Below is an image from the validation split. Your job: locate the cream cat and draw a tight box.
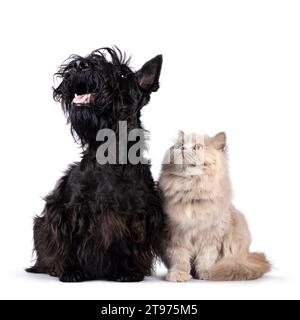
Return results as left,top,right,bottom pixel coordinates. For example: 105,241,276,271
159,131,271,281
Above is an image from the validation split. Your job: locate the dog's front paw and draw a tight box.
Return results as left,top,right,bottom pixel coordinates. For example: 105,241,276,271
166,271,192,282
49,270,58,277
59,270,85,283
108,273,144,282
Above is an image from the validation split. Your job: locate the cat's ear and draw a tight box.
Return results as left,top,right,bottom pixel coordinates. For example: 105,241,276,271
178,130,185,141
136,55,163,93
212,132,227,151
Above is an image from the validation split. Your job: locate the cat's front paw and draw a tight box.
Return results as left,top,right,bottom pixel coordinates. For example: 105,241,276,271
166,271,192,282
195,270,210,280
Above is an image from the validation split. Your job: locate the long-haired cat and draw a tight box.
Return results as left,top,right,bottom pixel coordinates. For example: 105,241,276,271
159,131,271,281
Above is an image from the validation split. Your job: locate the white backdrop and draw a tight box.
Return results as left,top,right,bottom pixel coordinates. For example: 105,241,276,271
0,0,299,300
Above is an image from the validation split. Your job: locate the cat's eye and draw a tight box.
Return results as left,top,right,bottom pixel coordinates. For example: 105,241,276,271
193,144,204,151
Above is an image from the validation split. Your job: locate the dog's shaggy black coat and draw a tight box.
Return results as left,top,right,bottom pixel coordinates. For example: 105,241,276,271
27,48,164,282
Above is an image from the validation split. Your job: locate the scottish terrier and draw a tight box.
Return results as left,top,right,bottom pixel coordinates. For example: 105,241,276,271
27,48,164,282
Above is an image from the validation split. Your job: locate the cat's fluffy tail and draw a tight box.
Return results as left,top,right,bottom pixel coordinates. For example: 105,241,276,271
208,252,271,281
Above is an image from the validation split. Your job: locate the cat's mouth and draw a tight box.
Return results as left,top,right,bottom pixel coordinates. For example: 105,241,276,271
187,162,204,167
186,163,209,172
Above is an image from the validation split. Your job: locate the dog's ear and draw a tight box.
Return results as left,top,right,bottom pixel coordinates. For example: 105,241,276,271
136,55,163,93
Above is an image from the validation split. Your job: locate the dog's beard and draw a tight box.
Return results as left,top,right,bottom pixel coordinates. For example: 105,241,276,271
69,107,101,145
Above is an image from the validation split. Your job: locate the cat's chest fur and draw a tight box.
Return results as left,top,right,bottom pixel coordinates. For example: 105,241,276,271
161,174,231,235
166,198,227,233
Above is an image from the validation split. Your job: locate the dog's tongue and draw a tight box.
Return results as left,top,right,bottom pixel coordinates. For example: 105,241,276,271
73,94,91,104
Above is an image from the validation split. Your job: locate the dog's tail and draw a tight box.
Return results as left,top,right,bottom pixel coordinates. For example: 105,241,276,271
208,252,271,281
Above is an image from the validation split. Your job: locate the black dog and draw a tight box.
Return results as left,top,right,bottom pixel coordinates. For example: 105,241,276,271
27,48,163,282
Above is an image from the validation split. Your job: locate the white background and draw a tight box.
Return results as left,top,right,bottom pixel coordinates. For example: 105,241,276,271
0,0,299,300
